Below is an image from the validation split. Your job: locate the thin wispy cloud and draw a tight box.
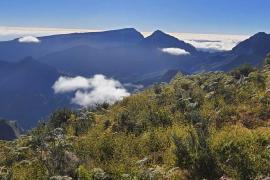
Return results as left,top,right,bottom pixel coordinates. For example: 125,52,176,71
53,74,130,107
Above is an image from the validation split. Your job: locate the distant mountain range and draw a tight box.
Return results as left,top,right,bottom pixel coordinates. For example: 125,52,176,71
0,28,269,129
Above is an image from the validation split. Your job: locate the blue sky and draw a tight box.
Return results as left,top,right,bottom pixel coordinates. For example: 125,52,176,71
0,0,269,35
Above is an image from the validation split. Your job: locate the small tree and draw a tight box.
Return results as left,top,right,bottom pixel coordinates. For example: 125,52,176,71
48,108,73,129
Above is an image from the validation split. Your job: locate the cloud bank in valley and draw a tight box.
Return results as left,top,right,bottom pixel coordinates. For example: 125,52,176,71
18,36,40,43
53,74,130,107
161,48,190,55
169,32,249,52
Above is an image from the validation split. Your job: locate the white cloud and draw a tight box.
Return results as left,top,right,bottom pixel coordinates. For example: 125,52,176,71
161,48,190,56
18,36,40,43
53,76,90,93
184,39,240,52
53,74,130,107
169,32,249,52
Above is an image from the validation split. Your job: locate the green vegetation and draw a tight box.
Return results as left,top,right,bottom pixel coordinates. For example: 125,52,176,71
1,58,270,179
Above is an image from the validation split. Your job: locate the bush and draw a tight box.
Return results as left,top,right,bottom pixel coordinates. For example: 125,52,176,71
172,125,218,179
77,165,92,180
48,108,73,129
231,64,255,79
210,125,270,179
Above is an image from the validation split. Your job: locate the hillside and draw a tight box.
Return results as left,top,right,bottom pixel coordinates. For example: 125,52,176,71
1,55,270,179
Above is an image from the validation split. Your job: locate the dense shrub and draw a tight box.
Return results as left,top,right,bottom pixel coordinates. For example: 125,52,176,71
210,125,270,179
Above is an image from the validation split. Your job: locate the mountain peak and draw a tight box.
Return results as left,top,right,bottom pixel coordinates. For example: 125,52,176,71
116,28,139,33
102,28,142,35
253,32,268,37
143,30,197,53
232,32,270,54
249,32,269,41
152,29,166,35
148,30,173,39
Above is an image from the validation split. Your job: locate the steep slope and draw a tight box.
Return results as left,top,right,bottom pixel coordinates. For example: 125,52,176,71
0,57,71,129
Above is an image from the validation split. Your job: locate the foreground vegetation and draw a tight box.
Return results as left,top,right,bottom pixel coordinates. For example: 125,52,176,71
1,57,270,180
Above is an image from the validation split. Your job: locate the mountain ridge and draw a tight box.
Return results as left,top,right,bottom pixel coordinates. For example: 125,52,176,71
0,29,270,129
